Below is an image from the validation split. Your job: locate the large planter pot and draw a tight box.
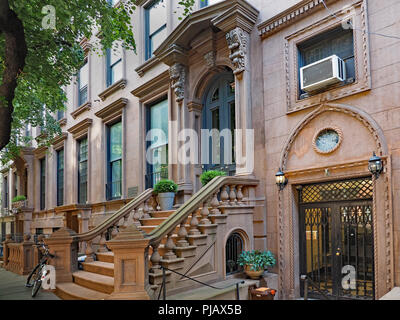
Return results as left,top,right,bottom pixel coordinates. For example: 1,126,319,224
158,192,175,211
244,265,264,280
11,200,26,210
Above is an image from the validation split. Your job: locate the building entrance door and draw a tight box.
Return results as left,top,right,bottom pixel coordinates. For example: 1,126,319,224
202,72,236,176
299,177,375,300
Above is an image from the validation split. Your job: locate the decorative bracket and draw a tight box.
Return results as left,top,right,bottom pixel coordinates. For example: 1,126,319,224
226,27,247,80
169,63,186,103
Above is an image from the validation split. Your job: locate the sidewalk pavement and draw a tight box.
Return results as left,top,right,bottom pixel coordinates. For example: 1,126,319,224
0,267,60,300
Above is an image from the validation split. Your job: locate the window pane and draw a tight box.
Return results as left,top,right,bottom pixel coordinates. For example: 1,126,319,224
57,150,64,206
79,86,88,106
110,42,123,65
149,0,166,35
149,99,168,147
111,60,123,84
111,160,122,198
150,26,167,56
110,122,122,162
79,62,88,89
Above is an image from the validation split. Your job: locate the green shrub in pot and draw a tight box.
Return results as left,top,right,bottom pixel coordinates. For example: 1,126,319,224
153,179,178,211
237,250,276,279
200,170,226,186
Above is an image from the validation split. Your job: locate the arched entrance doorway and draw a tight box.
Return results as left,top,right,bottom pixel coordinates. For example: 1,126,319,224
202,71,236,175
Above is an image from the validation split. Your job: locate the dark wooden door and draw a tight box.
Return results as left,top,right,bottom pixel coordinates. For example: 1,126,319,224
299,178,375,300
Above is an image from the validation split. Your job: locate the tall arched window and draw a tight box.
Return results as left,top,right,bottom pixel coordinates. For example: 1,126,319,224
226,232,244,275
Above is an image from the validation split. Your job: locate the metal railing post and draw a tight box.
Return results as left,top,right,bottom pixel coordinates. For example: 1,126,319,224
162,267,167,300
301,275,308,300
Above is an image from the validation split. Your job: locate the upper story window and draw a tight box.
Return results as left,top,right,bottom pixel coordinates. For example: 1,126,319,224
108,0,119,6
298,26,354,98
106,42,123,87
40,158,46,210
145,0,167,60
78,59,89,106
56,149,64,207
146,98,168,188
199,0,223,8
3,177,8,208
106,121,122,200
78,138,88,204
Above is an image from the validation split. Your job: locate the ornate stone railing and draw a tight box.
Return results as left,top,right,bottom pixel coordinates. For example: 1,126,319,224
76,188,156,262
146,175,258,264
45,188,156,283
2,234,35,275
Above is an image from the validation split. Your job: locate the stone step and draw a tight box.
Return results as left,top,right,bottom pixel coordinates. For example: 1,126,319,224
140,224,190,234
96,251,114,263
151,210,175,218
73,271,114,295
139,217,168,226
55,282,110,300
82,261,114,277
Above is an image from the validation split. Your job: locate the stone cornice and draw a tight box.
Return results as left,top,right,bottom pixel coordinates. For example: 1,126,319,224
153,0,258,65
95,97,128,123
33,145,48,159
98,79,127,101
80,37,92,55
211,0,259,33
135,56,160,77
131,70,170,102
67,118,93,140
58,117,67,127
257,0,339,38
70,102,91,120
51,132,68,150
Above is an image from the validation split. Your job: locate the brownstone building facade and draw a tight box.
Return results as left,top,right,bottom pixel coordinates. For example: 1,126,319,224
1,0,400,299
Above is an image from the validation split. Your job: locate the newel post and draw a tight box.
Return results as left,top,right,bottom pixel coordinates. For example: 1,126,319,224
106,225,151,300
2,234,13,268
44,228,78,284
21,234,34,275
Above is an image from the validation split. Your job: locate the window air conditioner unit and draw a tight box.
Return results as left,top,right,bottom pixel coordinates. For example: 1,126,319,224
300,55,346,93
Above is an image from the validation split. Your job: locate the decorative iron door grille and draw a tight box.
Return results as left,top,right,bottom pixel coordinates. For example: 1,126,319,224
299,177,374,300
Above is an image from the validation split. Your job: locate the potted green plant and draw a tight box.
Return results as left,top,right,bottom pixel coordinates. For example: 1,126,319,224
153,179,178,211
200,170,227,186
237,250,276,280
11,195,27,209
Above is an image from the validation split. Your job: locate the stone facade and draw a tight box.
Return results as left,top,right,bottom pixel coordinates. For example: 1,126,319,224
1,0,400,299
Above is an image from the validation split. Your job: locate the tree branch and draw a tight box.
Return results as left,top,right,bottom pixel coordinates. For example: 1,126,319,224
0,0,27,150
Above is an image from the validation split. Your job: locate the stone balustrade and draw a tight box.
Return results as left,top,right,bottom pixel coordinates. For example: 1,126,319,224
2,234,35,275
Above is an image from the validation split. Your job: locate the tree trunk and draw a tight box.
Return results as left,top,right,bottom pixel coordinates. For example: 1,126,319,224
0,0,27,151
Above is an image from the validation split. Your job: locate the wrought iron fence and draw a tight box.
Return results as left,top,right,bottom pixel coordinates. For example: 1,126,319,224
145,168,168,189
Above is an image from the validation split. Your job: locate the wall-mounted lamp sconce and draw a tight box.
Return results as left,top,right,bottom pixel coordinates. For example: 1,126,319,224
276,168,288,191
368,152,383,179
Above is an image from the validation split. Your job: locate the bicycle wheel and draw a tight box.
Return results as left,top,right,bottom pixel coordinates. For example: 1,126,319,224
31,265,43,297
26,263,41,288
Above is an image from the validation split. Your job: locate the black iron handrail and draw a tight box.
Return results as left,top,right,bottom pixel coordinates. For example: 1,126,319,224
301,274,331,300
158,266,245,300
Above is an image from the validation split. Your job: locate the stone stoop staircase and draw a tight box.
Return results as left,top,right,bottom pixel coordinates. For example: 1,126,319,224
55,209,198,300
50,176,259,300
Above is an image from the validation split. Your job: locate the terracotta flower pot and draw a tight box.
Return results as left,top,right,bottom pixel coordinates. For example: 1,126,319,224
244,265,264,279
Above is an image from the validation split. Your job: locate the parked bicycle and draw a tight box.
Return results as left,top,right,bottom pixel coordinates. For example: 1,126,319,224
25,241,55,297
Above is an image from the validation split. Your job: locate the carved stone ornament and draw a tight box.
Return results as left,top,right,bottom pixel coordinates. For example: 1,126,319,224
169,63,186,103
204,51,216,68
226,27,247,79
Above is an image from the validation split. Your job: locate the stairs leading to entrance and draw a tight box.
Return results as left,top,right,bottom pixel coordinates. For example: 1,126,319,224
55,210,179,300
56,251,114,300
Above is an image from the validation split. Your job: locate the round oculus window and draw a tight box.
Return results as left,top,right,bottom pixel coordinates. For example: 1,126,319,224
314,128,342,154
